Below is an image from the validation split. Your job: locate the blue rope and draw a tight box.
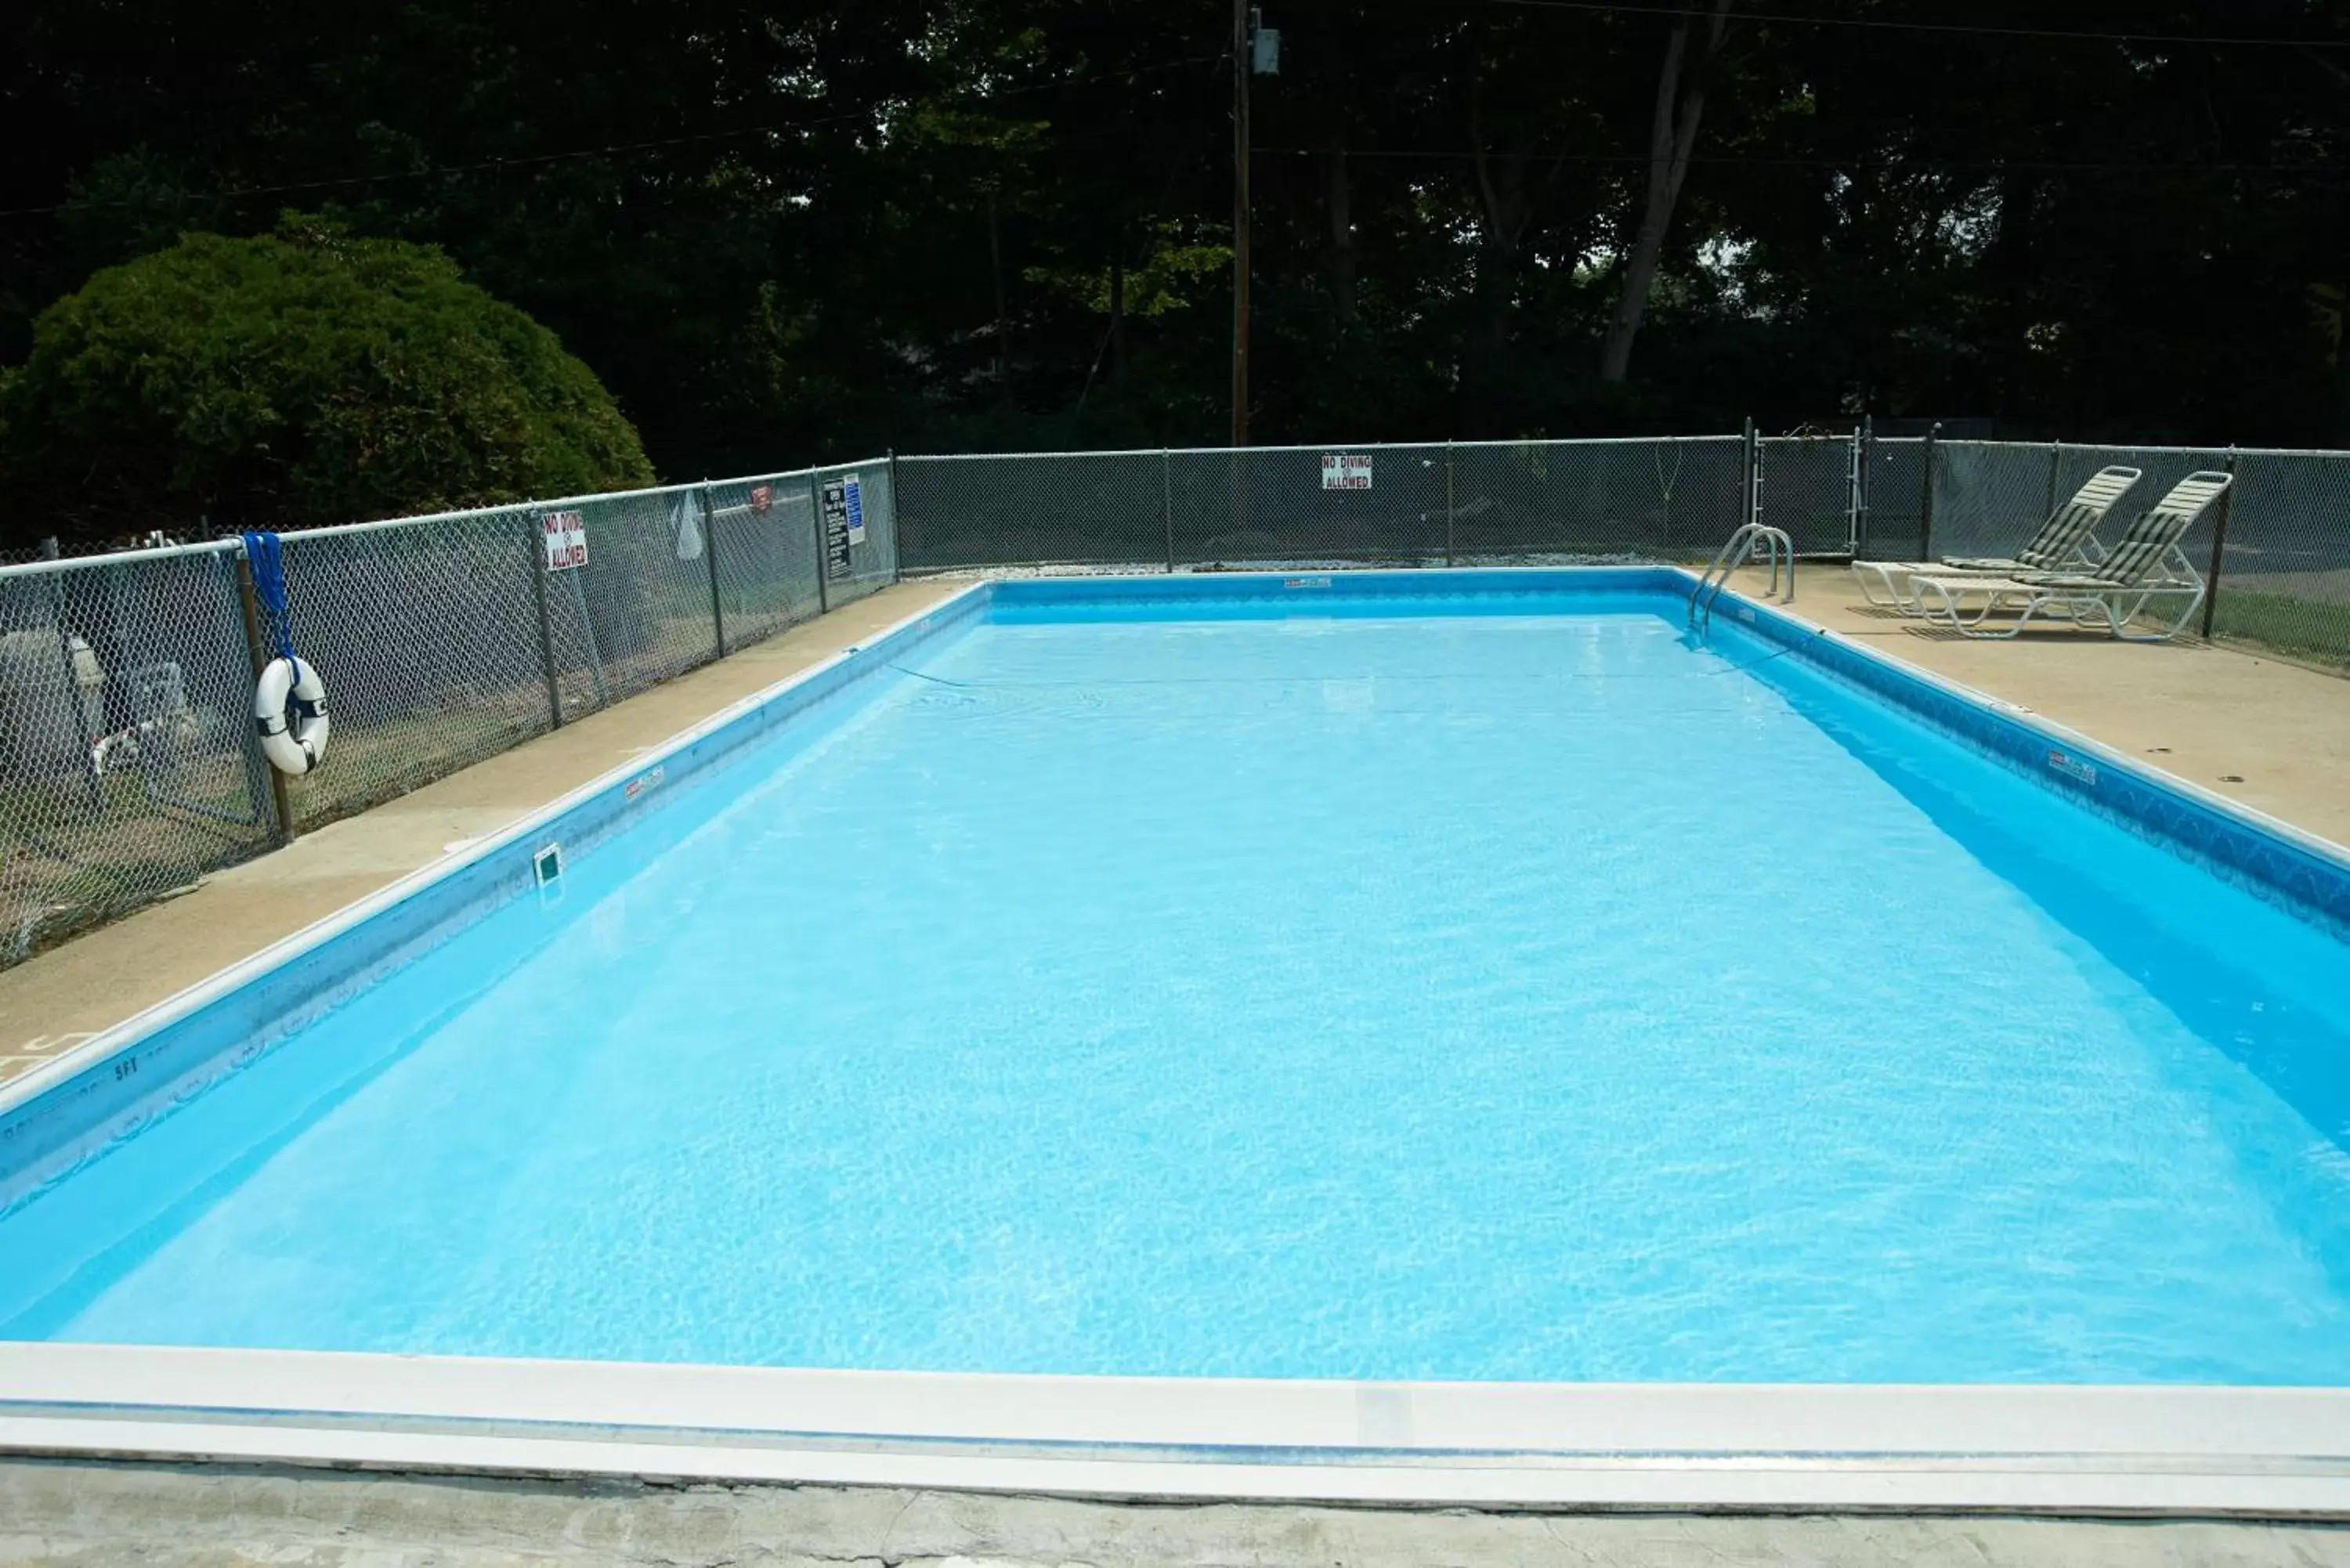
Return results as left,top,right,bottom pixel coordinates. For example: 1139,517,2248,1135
241,531,297,663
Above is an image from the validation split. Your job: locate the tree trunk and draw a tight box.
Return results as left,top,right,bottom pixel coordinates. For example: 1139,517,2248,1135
1109,225,1127,382
1467,68,1531,358
2337,271,2350,446
987,190,1010,405
1599,0,1733,385
1328,130,1357,327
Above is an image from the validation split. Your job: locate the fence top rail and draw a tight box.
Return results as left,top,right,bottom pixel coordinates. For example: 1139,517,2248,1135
0,456,899,575
278,458,883,544
0,536,240,582
897,434,1745,464
280,480,707,543
1936,439,2349,460
2220,443,2350,459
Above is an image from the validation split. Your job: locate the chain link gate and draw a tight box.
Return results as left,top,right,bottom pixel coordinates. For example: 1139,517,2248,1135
1755,432,1862,557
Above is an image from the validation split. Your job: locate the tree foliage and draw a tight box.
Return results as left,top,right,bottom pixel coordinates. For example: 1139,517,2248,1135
0,217,653,540
2,0,2346,512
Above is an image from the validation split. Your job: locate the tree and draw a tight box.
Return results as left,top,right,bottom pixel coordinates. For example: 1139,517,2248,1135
1599,0,1735,385
0,215,653,546
5,0,2348,457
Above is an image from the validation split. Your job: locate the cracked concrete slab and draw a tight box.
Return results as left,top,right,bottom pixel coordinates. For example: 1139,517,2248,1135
4,1461,2349,1568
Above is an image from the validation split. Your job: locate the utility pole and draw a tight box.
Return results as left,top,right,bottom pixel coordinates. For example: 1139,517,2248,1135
1231,0,1252,449
1228,7,1279,448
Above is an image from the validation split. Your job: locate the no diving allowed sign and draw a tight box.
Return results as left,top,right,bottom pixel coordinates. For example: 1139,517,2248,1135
822,475,866,579
1321,453,1372,490
540,509,588,571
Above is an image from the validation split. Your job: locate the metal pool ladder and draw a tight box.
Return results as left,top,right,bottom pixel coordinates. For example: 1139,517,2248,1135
1690,522,1795,634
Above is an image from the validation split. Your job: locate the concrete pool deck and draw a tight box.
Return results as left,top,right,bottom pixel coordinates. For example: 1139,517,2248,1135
5,562,2345,1086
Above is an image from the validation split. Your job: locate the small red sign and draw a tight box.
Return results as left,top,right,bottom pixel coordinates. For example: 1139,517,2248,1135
749,485,774,515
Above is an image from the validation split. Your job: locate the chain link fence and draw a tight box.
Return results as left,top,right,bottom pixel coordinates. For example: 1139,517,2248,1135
815,458,901,605
1883,438,2348,667
0,543,270,963
0,459,898,966
5,428,2346,969
896,449,1183,569
897,437,1748,571
2213,449,2350,670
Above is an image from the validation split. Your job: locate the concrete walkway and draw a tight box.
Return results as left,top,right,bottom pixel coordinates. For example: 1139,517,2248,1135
5,1460,2348,1567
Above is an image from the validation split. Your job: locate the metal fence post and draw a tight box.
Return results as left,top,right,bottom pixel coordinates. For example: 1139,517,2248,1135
1444,441,1456,567
2046,439,2061,519
523,510,564,728
698,482,725,658
1854,415,1873,557
1918,421,1941,562
38,540,104,817
1162,447,1177,573
1740,417,1756,537
232,548,297,845
808,471,830,614
2200,446,2238,640
885,450,902,584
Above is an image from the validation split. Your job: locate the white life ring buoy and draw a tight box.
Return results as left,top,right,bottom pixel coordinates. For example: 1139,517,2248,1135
255,656,330,775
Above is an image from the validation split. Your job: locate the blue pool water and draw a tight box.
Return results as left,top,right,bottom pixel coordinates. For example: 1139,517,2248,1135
5,585,2350,1383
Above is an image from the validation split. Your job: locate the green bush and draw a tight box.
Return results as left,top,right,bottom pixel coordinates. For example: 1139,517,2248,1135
0,215,654,545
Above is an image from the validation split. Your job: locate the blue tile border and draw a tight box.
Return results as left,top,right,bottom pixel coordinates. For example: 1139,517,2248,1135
990,565,1678,616
1709,575,2350,938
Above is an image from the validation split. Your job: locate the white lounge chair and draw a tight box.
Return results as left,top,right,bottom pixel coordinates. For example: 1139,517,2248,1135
1851,464,2142,612
1905,471,2232,641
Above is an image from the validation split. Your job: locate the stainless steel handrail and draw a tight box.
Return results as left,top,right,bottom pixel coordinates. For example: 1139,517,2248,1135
1690,522,1795,633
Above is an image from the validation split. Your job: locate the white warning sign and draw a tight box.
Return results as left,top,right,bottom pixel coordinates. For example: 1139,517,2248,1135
1321,453,1372,490
540,509,588,571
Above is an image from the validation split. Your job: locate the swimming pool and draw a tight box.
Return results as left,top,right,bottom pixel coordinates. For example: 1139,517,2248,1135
5,569,2350,1507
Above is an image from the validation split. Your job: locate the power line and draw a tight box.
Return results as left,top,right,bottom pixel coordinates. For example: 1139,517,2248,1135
0,55,1226,222
1258,146,2341,175
1486,0,2350,49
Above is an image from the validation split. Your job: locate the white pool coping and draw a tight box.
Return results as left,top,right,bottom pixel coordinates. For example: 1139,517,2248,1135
6,1344,2350,1512
6,568,2350,1516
